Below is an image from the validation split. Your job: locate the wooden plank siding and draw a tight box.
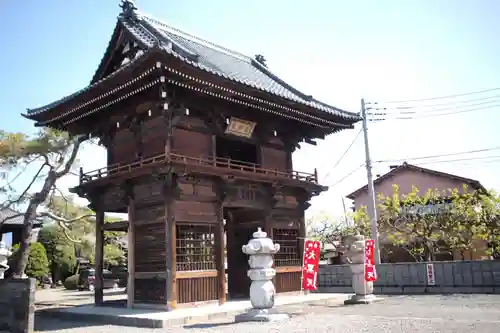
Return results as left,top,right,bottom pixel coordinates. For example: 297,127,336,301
172,128,211,157
260,146,288,171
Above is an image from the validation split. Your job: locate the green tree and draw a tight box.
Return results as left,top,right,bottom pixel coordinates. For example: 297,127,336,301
377,184,487,262
0,128,90,277
453,189,500,257
26,242,50,279
38,225,77,282
104,244,125,268
9,242,49,280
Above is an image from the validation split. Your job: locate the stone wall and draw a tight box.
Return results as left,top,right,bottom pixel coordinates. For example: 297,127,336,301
0,278,35,333
318,260,500,294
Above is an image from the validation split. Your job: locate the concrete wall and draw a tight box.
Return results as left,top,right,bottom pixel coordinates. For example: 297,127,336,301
318,260,500,294
0,278,35,333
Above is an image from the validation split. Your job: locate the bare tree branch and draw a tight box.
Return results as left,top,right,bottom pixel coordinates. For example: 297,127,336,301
39,211,94,224
0,162,48,211
54,136,86,178
52,186,70,203
2,157,36,188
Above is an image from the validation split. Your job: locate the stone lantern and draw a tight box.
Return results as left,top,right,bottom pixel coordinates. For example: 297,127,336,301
0,241,11,279
234,228,290,322
343,234,377,304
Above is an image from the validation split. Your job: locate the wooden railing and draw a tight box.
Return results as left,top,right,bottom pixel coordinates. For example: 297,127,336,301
79,152,318,185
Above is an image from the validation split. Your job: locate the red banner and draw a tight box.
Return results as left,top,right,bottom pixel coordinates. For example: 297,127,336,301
302,239,321,290
364,239,377,282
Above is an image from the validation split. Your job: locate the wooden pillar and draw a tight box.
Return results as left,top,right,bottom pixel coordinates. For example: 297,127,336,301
211,134,217,164
162,92,173,158
214,198,226,304
131,117,143,160
161,77,177,309
263,184,277,237
297,197,310,293
164,173,177,309
297,199,309,260
127,197,135,308
11,229,22,245
225,211,235,299
94,203,105,305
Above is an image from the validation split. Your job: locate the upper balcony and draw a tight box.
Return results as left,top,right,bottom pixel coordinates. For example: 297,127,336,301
78,152,319,188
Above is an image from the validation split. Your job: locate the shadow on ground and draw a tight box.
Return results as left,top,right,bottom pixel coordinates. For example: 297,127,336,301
182,312,304,329
34,314,98,331
183,322,236,329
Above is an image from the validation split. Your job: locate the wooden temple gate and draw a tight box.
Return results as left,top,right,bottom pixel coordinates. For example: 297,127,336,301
23,1,360,309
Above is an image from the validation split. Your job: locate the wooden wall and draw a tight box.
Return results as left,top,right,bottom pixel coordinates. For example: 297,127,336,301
172,128,211,157
105,103,295,172
141,116,165,157
261,147,288,171
132,179,168,305
109,128,135,165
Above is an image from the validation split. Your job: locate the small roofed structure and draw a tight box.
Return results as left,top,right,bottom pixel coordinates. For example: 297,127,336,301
0,207,44,244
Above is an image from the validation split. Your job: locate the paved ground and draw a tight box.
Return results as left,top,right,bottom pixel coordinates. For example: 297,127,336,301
35,294,500,332
36,288,126,307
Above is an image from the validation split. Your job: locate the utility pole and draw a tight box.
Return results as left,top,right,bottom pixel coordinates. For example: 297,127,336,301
341,197,349,226
360,98,381,264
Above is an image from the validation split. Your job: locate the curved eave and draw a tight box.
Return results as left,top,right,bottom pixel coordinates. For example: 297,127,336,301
24,12,360,127
24,47,163,125
90,22,125,84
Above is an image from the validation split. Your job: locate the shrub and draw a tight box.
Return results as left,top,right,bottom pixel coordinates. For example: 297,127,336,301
25,242,50,279
9,242,49,279
63,274,80,290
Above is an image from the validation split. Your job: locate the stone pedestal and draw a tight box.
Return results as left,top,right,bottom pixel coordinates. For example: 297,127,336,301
0,242,11,279
0,278,36,333
234,228,290,323
342,235,379,305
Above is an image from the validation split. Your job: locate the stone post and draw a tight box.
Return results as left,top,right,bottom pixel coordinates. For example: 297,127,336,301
343,235,377,304
0,241,11,279
234,228,290,322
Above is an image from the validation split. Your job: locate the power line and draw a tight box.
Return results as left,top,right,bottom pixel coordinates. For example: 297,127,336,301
369,86,500,104
368,98,500,115
414,156,500,166
368,93,500,110
375,146,500,164
324,156,500,190
325,163,365,188
368,103,500,121
321,128,362,182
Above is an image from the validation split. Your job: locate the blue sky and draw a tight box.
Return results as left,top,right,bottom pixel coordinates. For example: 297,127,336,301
2,0,500,240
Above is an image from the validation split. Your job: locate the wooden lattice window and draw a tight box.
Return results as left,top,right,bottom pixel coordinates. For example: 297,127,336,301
273,228,301,267
176,224,216,271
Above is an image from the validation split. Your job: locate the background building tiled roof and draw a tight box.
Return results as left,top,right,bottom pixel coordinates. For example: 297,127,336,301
0,207,44,227
346,162,487,200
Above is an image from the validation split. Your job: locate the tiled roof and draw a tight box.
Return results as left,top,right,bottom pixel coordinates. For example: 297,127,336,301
26,3,360,123
0,207,43,227
135,15,359,121
345,162,487,200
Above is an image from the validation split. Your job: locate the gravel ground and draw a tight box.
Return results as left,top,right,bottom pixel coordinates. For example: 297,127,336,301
35,294,500,333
